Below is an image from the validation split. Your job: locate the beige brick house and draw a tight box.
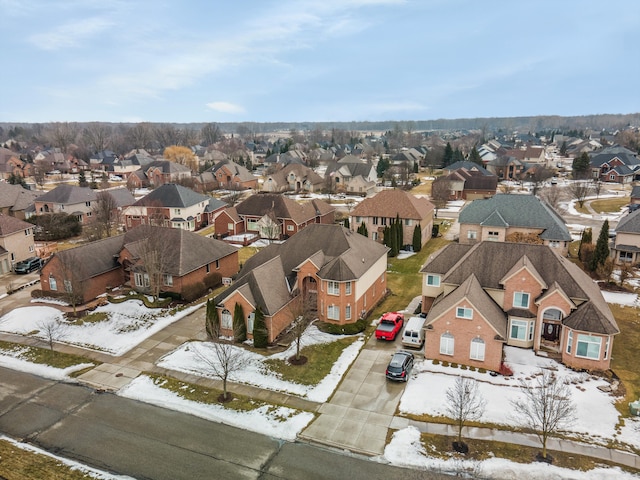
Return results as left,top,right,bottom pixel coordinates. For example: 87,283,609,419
420,242,618,372
0,214,37,274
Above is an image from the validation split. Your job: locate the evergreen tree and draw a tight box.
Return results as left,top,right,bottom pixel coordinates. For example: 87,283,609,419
578,228,592,259
590,220,610,271
205,298,220,340
412,223,422,252
252,306,268,348
395,214,403,250
413,162,419,173
376,157,390,177
560,141,568,157
443,142,454,167
469,146,482,165
78,170,89,188
572,152,591,179
452,148,464,163
233,303,247,343
357,221,368,237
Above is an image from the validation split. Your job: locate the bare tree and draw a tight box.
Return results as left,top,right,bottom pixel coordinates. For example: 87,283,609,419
37,318,68,351
537,186,565,212
526,166,555,195
32,161,50,188
430,177,451,217
568,181,593,208
130,227,174,303
55,248,86,316
91,191,119,238
445,376,486,452
287,292,316,364
127,123,153,150
192,337,253,402
200,123,222,146
510,369,576,462
82,123,112,153
45,122,78,153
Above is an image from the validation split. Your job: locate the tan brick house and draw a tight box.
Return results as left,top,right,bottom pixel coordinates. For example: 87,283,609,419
420,242,619,372
214,224,388,343
0,214,37,274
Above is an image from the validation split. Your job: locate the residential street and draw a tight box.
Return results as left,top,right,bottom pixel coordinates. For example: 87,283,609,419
0,366,453,480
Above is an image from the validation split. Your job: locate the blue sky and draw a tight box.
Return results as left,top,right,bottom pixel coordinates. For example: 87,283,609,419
1,0,638,123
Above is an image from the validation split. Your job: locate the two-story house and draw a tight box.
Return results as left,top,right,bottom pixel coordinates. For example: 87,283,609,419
0,214,37,274
261,163,325,193
34,185,98,224
458,194,572,256
214,224,389,343
204,159,258,190
420,242,619,372
589,152,640,184
612,208,640,264
0,183,42,220
324,155,377,196
214,193,334,241
350,189,434,247
123,183,226,231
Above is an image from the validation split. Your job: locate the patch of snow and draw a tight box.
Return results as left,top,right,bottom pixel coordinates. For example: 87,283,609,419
601,291,639,306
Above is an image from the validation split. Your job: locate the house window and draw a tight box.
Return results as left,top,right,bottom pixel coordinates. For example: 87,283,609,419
29,245,34,253
174,208,181,215
206,264,210,273
228,223,234,231
49,275,57,291
405,219,412,226
327,305,340,320
576,334,601,360
327,281,340,295
287,224,294,231
549,241,560,248
529,322,534,341
510,319,528,340
467,230,477,240
513,292,530,308
221,309,232,329
345,282,352,295
567,330,573,353
610,174,615,180
247,312,255,334
487,231,499,240
620,251,634,262
372,232,378,241
356,216,362,223
372,217,378,225
426,274,440,287
470,337,485,361
456,307,472,319
24,229,30,236
215,259,219,269
345,304,351,320
247,219,258,230
381,217,387,226
440,333,454,356
604,336,610,359
85,201,91,207
134,272,150,288
163,274,173,287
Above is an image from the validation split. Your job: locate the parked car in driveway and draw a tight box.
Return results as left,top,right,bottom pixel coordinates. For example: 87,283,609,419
385,350,414,382
375,312,404,341
14,257,43,274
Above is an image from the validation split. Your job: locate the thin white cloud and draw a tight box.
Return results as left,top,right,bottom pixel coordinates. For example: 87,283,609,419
206,102,246,114
28,16,115,50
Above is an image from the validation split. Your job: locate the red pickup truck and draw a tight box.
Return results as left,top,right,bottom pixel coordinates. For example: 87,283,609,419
375,312,405,341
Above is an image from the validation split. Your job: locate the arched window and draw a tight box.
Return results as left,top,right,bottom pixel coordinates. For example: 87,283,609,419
542,308,562,321
440,332,454,356
470,337,485,361
221,309,232,329
247,312,255,334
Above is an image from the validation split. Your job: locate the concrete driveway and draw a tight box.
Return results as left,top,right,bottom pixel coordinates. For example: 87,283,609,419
0,271,41,314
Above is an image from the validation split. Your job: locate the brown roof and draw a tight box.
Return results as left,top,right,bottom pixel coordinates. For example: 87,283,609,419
235,193,334,225
351,189,434,220
0,214,34,236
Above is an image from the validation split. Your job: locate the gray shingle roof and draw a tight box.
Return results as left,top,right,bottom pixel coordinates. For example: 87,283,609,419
616,208,640,234
0,214,34,236
134,184,210,208
37,185,97,204
459,194,571,241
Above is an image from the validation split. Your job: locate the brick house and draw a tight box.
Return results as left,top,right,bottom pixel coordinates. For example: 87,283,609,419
442,164,498,200
199,159,258,191
420,242,619,372
0,214,37,274
40,226,238,304
589,152,640,184
126,160,192,189
123,183,226,231
324,155,377,196
214,224,389,343
458,194,572,256
214,193,334,240
0,182,42,220
261,163,325,193
350,189,434,248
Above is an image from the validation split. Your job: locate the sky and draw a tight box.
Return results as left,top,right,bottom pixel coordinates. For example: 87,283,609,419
1,1,639,125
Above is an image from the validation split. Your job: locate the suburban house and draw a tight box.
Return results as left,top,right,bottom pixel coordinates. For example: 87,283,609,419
196,159,258,191
0,147,28,180
350,189,434,247
214,224,389,343
589,152,640,184
40,226,238,305
123,183,226,231
443,165,498,200
324,155,377,196
0,183,42,220
612,208,640,264
214,193,335,241
420,242,619,372
126,160,192,189
486,155,526,180
0,214,37,274
631,185,640,206
261,163,325,193
34,185,135,225
502,146,547,166
458,194,572,256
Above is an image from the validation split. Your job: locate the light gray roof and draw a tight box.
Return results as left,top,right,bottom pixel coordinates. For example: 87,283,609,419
459,194,571,241
37,185,97,204
616,207,640,234
0,214,34,236
104,187,136,208
51,235,125,280
0,183,42,212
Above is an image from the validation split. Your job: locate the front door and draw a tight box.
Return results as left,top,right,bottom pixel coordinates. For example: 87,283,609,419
542,322,561,342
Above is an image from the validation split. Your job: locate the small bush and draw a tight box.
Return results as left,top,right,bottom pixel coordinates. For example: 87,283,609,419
442,361,450,367
478,368,487,374
460,365,468,370
181,282,207,303
450,362,459,368
317,317,368,335
204,272,222,290
468,366,476,372
432,359,440,365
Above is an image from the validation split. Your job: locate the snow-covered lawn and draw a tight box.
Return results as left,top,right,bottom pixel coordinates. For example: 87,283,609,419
383,427,638,480
119,375,314,441
399,346,640,450
0,300,202,356
157,325,364,402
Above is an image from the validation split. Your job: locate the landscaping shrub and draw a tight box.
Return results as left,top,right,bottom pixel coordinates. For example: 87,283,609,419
317,317,367,335
432,359,440,365
233,303,247,342
181,282,207,303
252,307,268,348
478,368,487,374
203,272,222,290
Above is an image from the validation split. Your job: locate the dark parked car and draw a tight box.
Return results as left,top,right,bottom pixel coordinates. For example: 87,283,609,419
14,256,43,274
385,351,414,382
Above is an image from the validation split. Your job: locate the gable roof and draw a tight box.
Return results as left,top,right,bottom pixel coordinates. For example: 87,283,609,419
0,183,42,211
422,242,618,336
234,193,334,224
133,184,210,208
104,187,136,208
37,185,97,204
0,214,33,236
459,194,571,241
52,235,125,280
616,207,640,234
445,161,492,174
351,189,434,220
145,160,191,174
209,159,257,182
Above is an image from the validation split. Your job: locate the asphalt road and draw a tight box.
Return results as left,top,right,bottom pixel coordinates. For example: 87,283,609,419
0,367,452,480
